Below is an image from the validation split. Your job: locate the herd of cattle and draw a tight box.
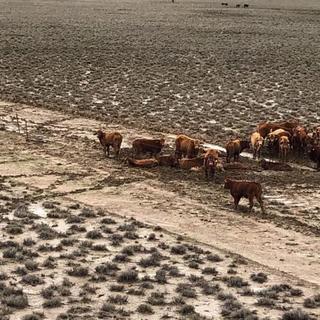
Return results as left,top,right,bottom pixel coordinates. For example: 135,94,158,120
94,120,320,213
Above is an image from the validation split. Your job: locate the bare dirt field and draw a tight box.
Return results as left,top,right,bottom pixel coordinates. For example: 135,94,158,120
0,0,320,319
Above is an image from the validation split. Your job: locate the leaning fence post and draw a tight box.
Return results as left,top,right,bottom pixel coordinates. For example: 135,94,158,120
16,113,20,133
25,119,29,142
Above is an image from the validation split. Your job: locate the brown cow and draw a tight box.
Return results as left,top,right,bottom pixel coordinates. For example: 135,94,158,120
292,126,308,153
224,178,265,213
178,156,204,170
127,158,158,168
250,132,264,160
257,120,299,138
175,135,200,159
309,145,320,170
267,129,291,153
204,149,219,179
94,129,123,158
225,139,250,163
132,138,165,157
260,159,292,171
157,154,177,167
279,136,290,162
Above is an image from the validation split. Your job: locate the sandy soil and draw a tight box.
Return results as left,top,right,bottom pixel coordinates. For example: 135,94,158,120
0,102,319,319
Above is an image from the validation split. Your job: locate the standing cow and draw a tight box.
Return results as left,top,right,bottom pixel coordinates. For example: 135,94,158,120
175,135,200,159
94,129,123,158
224,178,265,213
225,139,250,163
204,149,219,179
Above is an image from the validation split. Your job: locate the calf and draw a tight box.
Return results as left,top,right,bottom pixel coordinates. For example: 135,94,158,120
132,138,165,157
279,135,290,162
267,129,291,153
178,156,204,170
309,145,320,170
94,129,123,158
260,159,292,171
250,132,264,160
127,157,158,168
225,139,250,163
224,178,265,213
175,135,200,159
204,149,219,179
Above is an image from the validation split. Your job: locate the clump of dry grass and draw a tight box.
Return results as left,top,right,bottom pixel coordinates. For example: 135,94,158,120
282,309,312,320
43,297,62,308
95,262,119,276
137,303,154,314
117,270,138,283
147,292,166,306
250,272,268,283
67,265,89,277
22,274,44,286
207,253,223,262
107,294,128,305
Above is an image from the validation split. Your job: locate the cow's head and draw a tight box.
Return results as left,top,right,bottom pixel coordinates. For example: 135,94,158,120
224,178,232,189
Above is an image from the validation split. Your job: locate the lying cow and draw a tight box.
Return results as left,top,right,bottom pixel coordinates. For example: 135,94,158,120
94,129,123,158
260,159,292,171
175,135,200,159
224,178,265,214
178,156,204,170
223,162,249,171
127,157,158,168
250,132,264,160
309,145,320,170
225,139,250,163
204,149,219,179
132,138,165,157
157,154,177,167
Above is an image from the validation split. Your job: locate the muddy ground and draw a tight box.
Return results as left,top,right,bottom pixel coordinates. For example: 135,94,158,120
0,102,319,320
0,0,320,319
0,0,320,144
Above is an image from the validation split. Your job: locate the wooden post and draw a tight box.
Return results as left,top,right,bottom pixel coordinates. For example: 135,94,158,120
16,113,20,133
25,119,29,142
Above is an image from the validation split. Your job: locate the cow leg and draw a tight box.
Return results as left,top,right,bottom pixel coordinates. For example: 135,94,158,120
103,145,107,157
106,145,110,157
226,152,230,163
257,195,265,214
248,195,254,212
233,196,240,210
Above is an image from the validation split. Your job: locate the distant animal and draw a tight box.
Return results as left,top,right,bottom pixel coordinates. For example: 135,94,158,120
292,126,308,153
244,4,249,8
178,156,204,170
309,145,320,170
250,132,264,160
279,136,290,161
224,178,265,213
260,159,292,171
157,154,177,167
236,4,240,8
132,138,165,157
94,129,123,158
223,162,249,170
203,149,219,179
127,158,158,168
225,139,250,163
257,120,299,138
175,135,200,159
221,2,228,6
